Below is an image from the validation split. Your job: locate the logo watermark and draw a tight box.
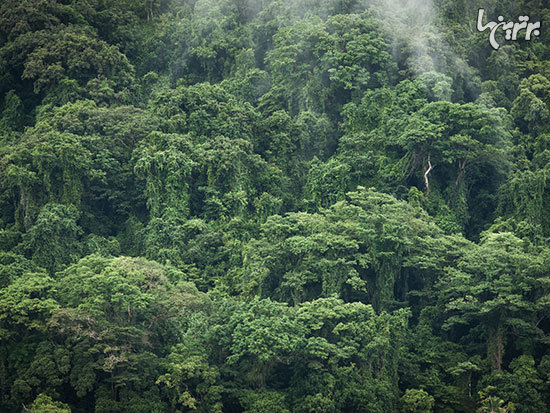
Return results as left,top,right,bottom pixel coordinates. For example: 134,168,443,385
477,9,541,50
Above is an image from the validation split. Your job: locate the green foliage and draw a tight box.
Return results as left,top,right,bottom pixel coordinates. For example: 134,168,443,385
22,203,82,274
242,188,446,310
1,0,550,411
265,12,394,115
402,388,435,412
27,393,71,412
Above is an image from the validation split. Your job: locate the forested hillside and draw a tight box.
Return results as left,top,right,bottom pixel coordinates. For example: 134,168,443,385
1,0,549,411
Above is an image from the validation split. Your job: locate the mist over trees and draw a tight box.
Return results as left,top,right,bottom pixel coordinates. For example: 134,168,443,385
1,0,550,411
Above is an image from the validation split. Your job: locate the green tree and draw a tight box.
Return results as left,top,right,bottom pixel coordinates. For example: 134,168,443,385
22,203,82,274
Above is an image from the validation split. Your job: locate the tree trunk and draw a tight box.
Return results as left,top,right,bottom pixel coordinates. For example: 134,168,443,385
424,154,434,194
456,159,467,186
488,323,504,371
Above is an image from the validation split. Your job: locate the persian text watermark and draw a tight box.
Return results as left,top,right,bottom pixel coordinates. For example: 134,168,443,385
477,9,541,50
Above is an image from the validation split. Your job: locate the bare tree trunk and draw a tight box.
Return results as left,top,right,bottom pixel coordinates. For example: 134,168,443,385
456,159,467,186
424,154,434,194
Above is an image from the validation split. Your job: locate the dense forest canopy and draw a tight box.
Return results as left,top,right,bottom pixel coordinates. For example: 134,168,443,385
1,0,549,411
